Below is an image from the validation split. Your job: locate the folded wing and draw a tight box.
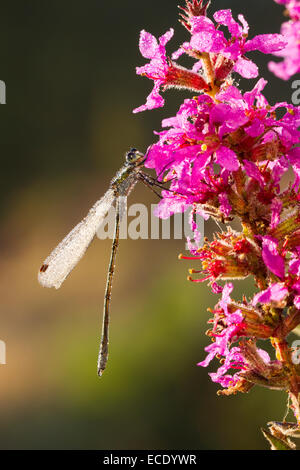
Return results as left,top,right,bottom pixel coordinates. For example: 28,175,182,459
38,188,115,289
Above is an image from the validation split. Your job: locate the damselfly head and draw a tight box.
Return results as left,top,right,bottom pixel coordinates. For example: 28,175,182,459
125,148,145,166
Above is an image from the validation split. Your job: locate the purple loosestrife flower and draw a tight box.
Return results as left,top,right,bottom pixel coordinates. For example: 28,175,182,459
144,81,299,222
134,8,286,112
198,283,246,388
135,0,300,447
133,29,210,113
198,284,286,392
269,0,300,79
174,10,286,79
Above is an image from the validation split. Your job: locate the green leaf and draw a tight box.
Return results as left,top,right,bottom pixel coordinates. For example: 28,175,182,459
261,428,294,450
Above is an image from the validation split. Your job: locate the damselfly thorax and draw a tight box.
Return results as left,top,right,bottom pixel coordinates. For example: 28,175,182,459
110,148,146,195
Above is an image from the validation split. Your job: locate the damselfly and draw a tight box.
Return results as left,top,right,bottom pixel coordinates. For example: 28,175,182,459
38,149,164,376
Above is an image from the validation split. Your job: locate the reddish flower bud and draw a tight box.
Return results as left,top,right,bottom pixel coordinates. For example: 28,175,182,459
179,0,211,31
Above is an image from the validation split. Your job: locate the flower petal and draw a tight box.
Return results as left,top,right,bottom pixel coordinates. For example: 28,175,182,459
234,57,258,78
139,30,158,59
215,146,240,171
262,236,285,280
245,34,287,54
253,283,288,306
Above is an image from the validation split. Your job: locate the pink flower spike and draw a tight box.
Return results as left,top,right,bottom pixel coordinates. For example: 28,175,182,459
132,0,300,426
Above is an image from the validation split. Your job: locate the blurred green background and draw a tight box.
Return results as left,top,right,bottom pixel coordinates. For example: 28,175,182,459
0,0,296,450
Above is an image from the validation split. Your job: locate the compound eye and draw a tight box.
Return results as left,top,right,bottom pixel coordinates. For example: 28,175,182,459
126,148,145,165
126,148,137,162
